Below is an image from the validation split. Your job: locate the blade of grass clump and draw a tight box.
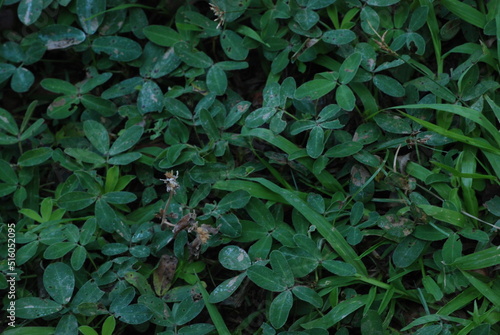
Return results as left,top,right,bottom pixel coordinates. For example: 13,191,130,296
394,104,500,147
460,271,500,307
440,0,486,28
437,287,480,316
197,281,231,335
242,127,345,192
399,112,500,155
246,177,367,276
458,147,479,218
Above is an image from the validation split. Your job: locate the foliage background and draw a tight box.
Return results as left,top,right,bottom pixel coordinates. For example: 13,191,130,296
0,0,500,334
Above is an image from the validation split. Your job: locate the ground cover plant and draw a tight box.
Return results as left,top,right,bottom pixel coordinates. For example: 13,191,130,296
0,0,499,334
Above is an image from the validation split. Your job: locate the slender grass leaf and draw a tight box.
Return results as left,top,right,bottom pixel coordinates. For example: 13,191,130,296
198,282,231,335
440,0,486,28
417,205,466,227
396,104,500,147
400,112,500,155
247,178,367,275
301,295,367,329
452,247,500,270
461,271,500,307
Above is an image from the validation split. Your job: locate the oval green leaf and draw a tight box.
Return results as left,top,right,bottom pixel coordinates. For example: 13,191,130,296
43,262,75,304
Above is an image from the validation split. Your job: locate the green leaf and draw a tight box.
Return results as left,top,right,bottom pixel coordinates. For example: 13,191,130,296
392,236,426,268
294,8,319,30
295,79,336,100
76,0,106,35
339,52,361,85
164,97,192,119
172,299,204,325
292,286,322,308
18,147,53,167
417,205,466,227
57,192,96,211
0,63,15,84
440,0,486,28
442,233,462,264
71,245,87,271
207,65,227,95
137,80,163,113
174,42,213,68
81,95,117,117
218,190,251,211
422,275,443,301
47,96,79,119
373,75,405,97
461,271,500,307
269,290,293,328
101,77,142,99
247,265,286,292
114,304,153,325
322,260,357,276
325,141,363,157
361,310,384,335
307,126,324,158
102,191,137,204
43,262,75,304
217,213,242,237
322,29,356,45
102,316,116,335
199,109,220,140
245,107,277,128
451,247,500,270
18,0,44,25
11,67,35,93
0,108,19,135
366,0,400,6
220,30,249,61
37,24,86,50
270,250,294,287
248,178,366,275
92,36,142,62
301,295,367,329
151,48,182,78
44,242,77,259
41,78,77,95
374,113,412,134
143,25,180,47
83,120,109,155
209,273,247,303
336,84,356,111
65,148,106,165
16,241,39,266
15,297,62,319
109,125,144,156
